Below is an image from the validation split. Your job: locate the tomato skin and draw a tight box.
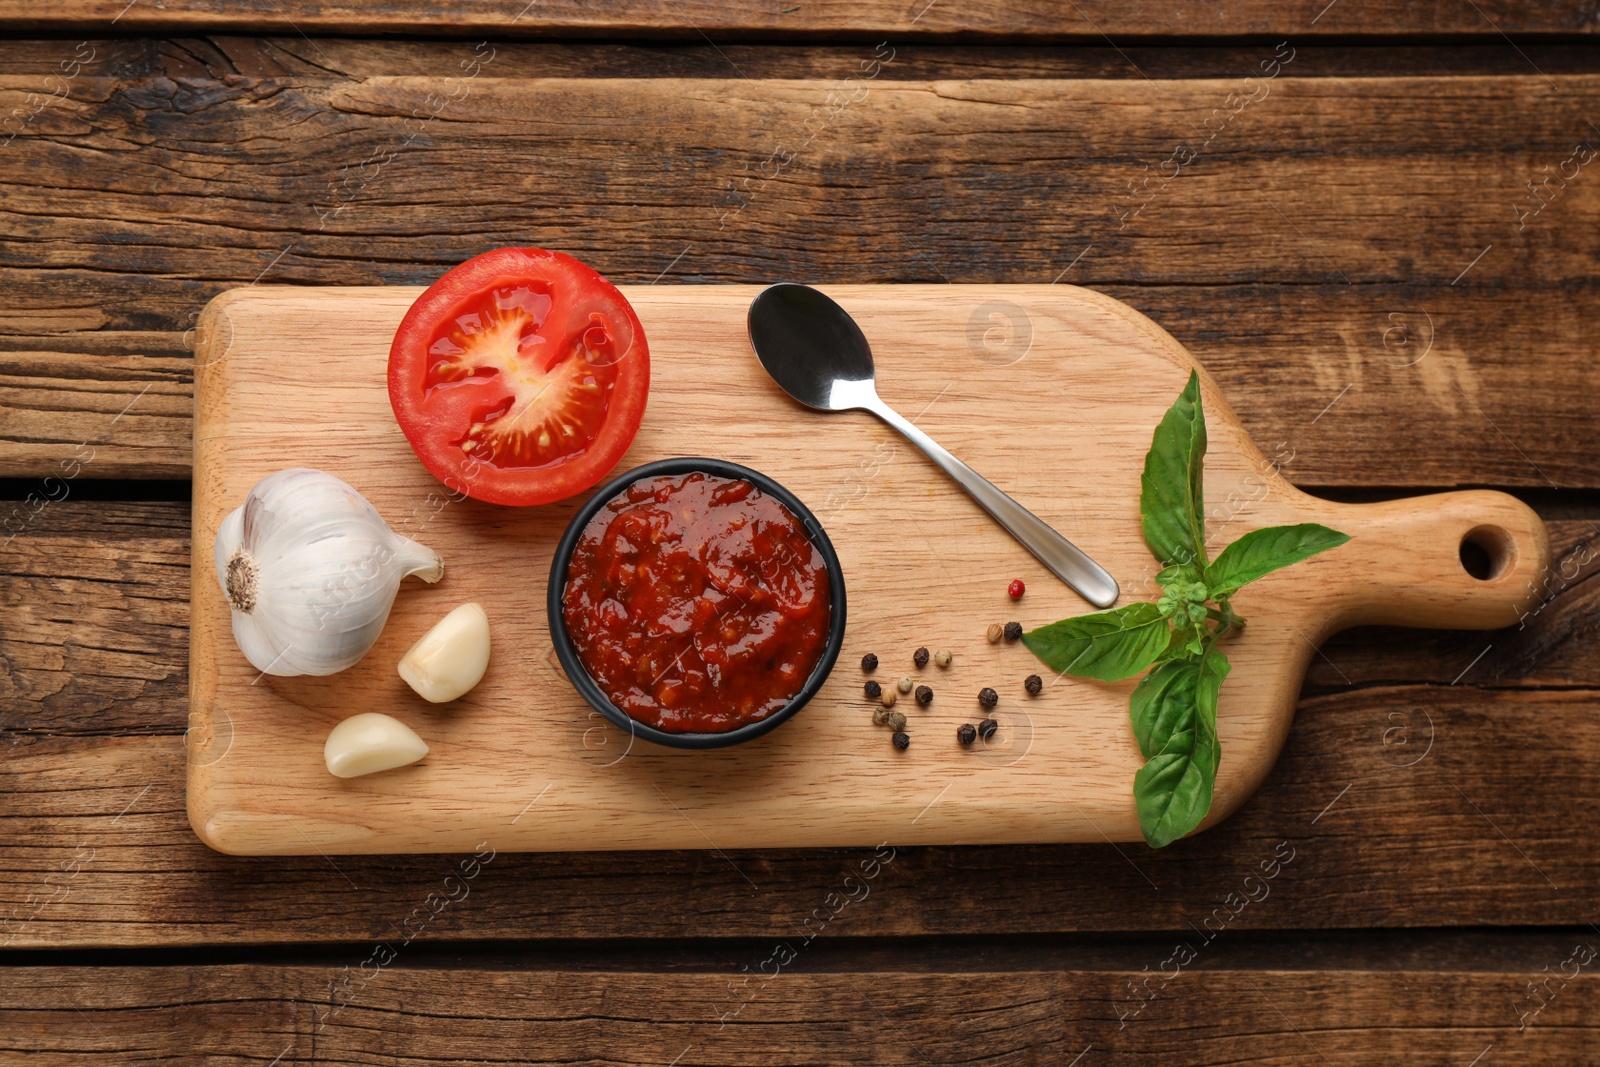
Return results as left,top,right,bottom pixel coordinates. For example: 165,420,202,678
387,247,650,506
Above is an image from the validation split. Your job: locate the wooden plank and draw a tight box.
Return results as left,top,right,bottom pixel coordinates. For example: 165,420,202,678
2,958,1595,1064
0,347,192,480
6,508,1593,739
7,697,1600,945
0,501,189,742
19,37,1600,83
2,71,1597,485
6,503,1595,738
0,0,1595,38
6,73,1595,294
11,283,1600,489
6,522,1599,948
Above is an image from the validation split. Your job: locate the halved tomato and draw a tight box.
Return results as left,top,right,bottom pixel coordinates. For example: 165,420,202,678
388,247,650,506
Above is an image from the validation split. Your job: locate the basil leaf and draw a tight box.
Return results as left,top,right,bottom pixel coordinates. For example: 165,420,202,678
1021,602,1171,682
1129,647,1230,759
1140,370,1208,569
1129,647,1229,846
1205,523,1351,598
1135,719,1220,848
1129,658,1195,759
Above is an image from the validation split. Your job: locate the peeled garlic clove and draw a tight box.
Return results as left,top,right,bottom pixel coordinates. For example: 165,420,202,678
324,712,429,778
398,602,491,703
213,468,443,677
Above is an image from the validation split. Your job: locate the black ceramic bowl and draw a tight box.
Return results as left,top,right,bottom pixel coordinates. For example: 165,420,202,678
547,457,847,749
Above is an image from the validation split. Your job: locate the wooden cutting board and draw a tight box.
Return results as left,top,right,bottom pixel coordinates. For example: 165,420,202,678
188,284,1549,855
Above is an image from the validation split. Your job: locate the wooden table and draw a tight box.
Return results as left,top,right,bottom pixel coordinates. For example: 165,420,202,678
3,5,1598,1063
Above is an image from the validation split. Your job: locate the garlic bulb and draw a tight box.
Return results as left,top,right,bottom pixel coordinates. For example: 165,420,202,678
214,468,444,677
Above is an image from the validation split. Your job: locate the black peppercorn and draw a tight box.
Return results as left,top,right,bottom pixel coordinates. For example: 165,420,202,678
864,680,882,700
1024,674,1043,696
1003,621,1023,642
978,717,998,741
915,684,933,707
861,652,878,672
913,646,930,669
957,723,977,745
978,687,998,709
892,731,911,750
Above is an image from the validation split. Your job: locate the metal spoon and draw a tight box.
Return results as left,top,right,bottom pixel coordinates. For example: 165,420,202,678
747,283,1119,609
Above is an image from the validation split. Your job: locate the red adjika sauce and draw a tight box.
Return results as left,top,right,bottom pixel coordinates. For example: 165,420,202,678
562,472,832,733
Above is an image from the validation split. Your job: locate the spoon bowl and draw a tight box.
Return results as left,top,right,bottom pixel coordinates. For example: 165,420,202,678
747,283,1120,608
747,283,877,411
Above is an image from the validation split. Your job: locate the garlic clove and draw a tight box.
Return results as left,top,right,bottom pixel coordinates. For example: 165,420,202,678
398,602,491,704
324,712,430,778
213,468,444,677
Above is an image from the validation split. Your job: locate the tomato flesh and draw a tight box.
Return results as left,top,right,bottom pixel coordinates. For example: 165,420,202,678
389,248,649,506
423,283,619,468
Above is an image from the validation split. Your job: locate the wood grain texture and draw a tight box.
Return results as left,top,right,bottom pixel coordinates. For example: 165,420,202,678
3,69,1598,485
4,493,1594,946
11,679,1600,947
0,19,1591,1057
184,283,1547,855
1,0,1595,37
3,489,1595,944
0,347,192,480
0,500,189,735
2,958,1595,1064
4,502,1594,744
17,37,1600,82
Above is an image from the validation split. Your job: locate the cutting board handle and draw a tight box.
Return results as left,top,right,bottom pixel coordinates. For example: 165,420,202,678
1304,489,1551,631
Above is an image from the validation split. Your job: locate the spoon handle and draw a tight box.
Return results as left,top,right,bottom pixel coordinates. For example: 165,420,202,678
867,398,1120,608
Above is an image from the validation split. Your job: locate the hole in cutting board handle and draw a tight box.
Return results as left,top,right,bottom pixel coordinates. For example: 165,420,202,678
1460,525,1514,581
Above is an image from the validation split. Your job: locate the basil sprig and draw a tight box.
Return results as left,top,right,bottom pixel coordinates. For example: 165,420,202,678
1022,371,1349,847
